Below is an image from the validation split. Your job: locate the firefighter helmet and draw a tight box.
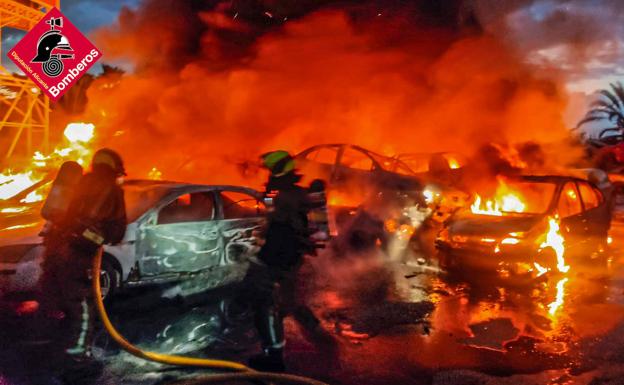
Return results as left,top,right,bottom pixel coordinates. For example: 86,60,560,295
92,148,126,176
261,150,295,177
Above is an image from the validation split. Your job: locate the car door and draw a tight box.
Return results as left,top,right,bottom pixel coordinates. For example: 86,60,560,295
577,181,610,239
557,181,585,247
216,189,266,266
136,190,221,277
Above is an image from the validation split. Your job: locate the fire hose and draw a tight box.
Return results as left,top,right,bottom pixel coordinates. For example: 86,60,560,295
91,248,329,385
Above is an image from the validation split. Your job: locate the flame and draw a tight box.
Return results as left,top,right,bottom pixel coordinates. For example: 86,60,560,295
64,123,95,143
447,157,461,169
0,123,97,205
540,217,569,274
533,262,549,277
148,167,163,180
470,181,526,216
0,171,39,200
548,277,568,315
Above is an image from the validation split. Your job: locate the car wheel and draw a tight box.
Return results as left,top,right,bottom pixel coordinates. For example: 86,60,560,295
100,258,120,302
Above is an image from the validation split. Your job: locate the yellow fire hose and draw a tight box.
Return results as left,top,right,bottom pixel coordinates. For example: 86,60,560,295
92,248,329,385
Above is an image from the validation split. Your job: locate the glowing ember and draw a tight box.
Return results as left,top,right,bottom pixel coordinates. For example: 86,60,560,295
540,217,569,274
548,277,568,315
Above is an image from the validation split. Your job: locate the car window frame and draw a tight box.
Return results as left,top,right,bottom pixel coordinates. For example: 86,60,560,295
302,145,340,166
154,189,217,225
337,145,378,172
218,190,266,220
577,181,602,211
557,181,583,218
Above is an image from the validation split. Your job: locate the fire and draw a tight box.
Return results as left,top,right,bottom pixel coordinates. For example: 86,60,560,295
548,277,568,316
0,171,38,200
539,217,569,274
148,167,163,180
470,181,526,216
0,122,97,205
64,123,95,143
446,156,461,169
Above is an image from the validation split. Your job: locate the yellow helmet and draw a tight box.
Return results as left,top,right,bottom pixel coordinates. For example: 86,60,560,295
260,150,295,177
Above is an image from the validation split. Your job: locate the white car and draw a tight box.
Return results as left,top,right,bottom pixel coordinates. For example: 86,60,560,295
0,180,267,299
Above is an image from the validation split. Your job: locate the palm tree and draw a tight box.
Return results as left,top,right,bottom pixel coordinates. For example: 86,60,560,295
578,82,624,130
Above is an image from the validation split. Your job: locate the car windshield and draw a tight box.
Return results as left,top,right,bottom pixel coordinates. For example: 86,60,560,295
123,184,170,222
498,180,557,215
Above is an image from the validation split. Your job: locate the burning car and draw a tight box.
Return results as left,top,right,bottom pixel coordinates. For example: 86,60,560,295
436,175,611,275
0,180,266,301
294,144,421,198
294,144,425,239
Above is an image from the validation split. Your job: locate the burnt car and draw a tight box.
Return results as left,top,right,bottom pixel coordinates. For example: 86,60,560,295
295,144,420,195
436,175,611,274
295,144,424,235
0,180,266,301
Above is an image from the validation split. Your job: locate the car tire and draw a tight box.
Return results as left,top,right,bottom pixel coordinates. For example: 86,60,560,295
100,257,120,302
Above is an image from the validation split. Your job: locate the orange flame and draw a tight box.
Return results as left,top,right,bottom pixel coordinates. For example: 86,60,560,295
0,123,96,205
548,277,568,316
540,217,569,274
470,181,526,216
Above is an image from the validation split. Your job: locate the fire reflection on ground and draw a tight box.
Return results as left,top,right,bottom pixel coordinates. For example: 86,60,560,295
300,231,624,384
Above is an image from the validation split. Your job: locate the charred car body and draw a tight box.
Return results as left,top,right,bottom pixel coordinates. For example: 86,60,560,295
0,180,267,300
436,175,611,275
294,144,425,246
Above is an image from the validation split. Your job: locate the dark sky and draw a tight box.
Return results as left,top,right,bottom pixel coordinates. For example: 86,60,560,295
2,0,623,94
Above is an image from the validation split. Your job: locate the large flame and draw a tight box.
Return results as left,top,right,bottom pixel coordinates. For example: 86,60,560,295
0,123,96,206
470,181,526,216
537,216,570,317
540,217,570,274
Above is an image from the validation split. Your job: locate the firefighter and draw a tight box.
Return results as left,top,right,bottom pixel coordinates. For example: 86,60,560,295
244,150,332,372
41,149,127,372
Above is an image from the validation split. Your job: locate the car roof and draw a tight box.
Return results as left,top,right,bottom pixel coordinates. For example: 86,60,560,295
517,174,591,185
296,143,389,158
123,180,261,196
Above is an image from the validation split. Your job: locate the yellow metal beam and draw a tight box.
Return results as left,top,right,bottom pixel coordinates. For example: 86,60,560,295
0,0,53,161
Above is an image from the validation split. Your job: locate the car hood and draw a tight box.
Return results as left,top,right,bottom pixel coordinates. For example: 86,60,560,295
448,214,544,238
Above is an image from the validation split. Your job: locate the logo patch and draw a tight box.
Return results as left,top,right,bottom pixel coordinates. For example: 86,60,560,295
8,8,102,101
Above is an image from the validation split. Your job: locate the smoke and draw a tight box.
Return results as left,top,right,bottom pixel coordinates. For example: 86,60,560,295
77,0,580,184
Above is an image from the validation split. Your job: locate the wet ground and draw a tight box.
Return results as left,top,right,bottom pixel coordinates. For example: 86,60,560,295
4,225,624,385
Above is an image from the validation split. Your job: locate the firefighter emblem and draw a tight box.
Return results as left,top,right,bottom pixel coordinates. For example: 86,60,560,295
31,17,74,77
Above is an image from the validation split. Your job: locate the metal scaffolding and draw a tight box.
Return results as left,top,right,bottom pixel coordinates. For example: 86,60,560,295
0,0,58,162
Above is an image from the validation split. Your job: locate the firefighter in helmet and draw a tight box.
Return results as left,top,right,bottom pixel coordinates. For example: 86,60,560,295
41,149,127,373
242,150,334,372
